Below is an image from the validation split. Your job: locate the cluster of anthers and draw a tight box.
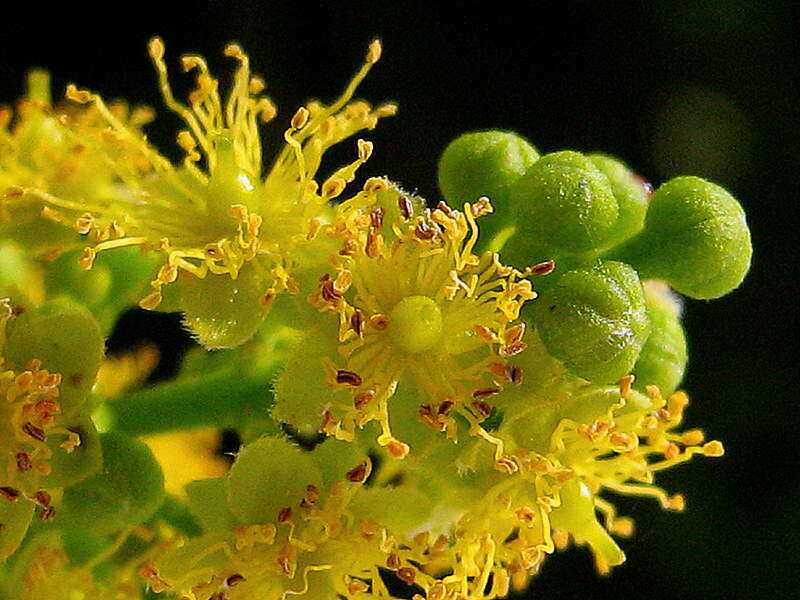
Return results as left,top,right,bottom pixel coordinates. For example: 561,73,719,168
0,301,77,522
308,184,549,458
139,458,408,600
37,38,395,311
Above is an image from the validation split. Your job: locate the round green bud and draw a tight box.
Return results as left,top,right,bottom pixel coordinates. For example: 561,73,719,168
438,130,539,208
61,432,165,537
532,261,650,383
616,176,752,299
438,130,539,243
632,282,687,396
389,295,443,353
510,151,619,254
226,436,322,526
588,153,649,246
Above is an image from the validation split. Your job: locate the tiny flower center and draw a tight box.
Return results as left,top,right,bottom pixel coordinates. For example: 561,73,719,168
389,295,443,354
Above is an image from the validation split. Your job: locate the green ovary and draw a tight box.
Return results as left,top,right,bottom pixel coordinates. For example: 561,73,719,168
389,295,443,354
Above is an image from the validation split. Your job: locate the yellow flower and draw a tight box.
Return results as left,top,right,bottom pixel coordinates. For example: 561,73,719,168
0,300,76,506
0,71,147,260
304,186,538,457
59,38,395,327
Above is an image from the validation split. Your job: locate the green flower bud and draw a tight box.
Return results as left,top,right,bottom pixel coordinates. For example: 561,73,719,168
532,261,650,383
510,151,619,254
632,282,688,396
587,153,649,246
438,130,539,242
614,176,752,299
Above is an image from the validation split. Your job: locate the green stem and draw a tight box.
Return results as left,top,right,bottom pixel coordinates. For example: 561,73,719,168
99,363,278,436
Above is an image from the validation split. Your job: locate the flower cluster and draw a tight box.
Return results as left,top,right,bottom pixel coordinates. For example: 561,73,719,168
0,37,751,600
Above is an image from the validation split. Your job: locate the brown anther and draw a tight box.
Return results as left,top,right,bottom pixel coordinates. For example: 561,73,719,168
277,507,293,523
348,579,370,595
398,196,413,220
472,388,500,401
259,290,276,307
321,278,342,303
366,228,382,258
504,323,526,345
494,455,519,474
418,406,443,431
320,410,340,435
363,177,389,193
428,583,447,600
432,401,452,417
34,491,51,507
69,373,84,387
435,201,453,216
10,305,25,317
291,106,310,129
75,213,94,235
368,314,389,330
386,440,410,459
38,506,55,522
22,422,46,442
475,324,499,343
225,573,246,587
336,370,363,387
499,341,528,357
78,247,96,270
16,452,32,472
277,554,292,575
354,390,375,410
346,462,369,483
0,487,21,502
529,260,556,276
350,310,365,336
509,365,524,386
414,221,436,240
370,206,386,229
515,506,536,525
322,177,347,199
386,552,401,570
4,185,25,197
619,374,635,397
304,485,320,506
471,196,493,218
471,400,494,420
397,567,416,585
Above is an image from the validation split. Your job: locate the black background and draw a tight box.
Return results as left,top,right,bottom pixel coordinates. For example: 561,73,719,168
2,2,798,598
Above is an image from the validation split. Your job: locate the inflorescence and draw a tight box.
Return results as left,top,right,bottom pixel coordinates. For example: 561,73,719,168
0,37,751,600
